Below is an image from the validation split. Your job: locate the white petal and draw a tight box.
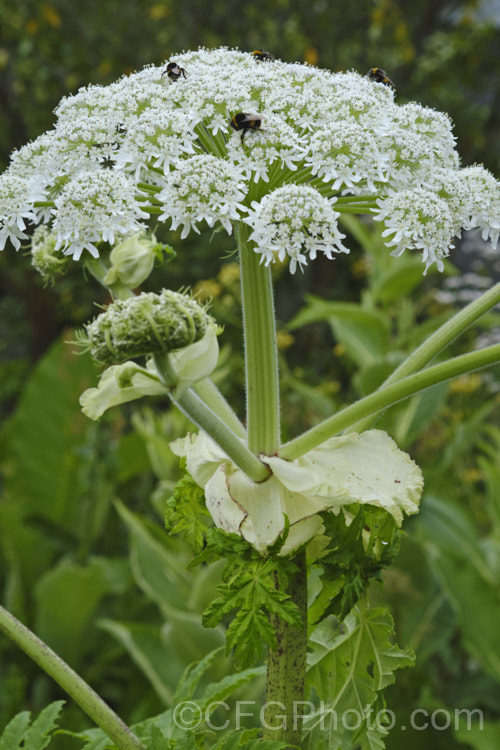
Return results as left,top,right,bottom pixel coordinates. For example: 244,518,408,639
80,361,167,420
170,431,228,487
266,430,423,524
205,463,335,554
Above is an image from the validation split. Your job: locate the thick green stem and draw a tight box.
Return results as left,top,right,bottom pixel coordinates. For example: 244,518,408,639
348,279,500,433
281,344,500,459
263,550,307,748
152,354,268,481
0,605,144,750
173,388,270,482
192,378,247,439
237,223,280,455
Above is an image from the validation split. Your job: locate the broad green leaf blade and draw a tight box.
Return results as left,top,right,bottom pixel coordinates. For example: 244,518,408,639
329,318,389,368
418,496,500,682
455,719,500,750
288,297,388,336
389,382,449,447
34,559,110,666
114,500,189,615
3,337,95,527
72,728,111,749
214,734,292,749
162,609,225,665
98,619,176,706
372,257,427,304
199,666,265,711
174,646,225,703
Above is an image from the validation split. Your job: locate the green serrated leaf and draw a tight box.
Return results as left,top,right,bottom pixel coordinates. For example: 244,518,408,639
305,606,414,750
225,608,272,669
114,500,189,616
213,728,293,749
23,701,65,750
174,646,225,703
199,666,265,712
0,711,31,750
313,508,400,624
0,702,66,750
165,473,211,552
200,547,300,669
74,728,112,750
34,559,110,666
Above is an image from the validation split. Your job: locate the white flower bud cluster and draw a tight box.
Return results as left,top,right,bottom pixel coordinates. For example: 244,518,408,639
1,47,499,273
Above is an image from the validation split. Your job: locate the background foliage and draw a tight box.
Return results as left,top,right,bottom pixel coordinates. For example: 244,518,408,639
1,1,500,748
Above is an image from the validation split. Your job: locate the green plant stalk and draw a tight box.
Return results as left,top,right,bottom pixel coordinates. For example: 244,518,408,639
281,344,500,460
172,388,270,482
192,378,247,439
263,549,307,748
237,222,280,455
152,352,268,480
347,279,500,433
0,605,145,750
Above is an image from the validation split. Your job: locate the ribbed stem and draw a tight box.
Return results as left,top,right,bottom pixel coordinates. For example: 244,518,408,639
263,550,307,747
281,344,500,460
237,223,280,455
0,605,144,750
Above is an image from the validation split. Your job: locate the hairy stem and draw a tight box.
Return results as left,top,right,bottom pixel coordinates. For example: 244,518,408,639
263,549,307,748
173,388,270,482
0,605,145,750
153,353,269,482
193,378,247,439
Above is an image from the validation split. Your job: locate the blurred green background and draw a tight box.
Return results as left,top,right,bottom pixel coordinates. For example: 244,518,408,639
1,1,500,748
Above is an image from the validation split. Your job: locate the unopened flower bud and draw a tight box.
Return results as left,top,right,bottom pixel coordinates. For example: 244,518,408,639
84,289,216,366
103,233,173,288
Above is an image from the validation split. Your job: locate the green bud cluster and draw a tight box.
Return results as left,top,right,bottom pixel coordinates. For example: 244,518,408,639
85,289,213,366
31,225,71,284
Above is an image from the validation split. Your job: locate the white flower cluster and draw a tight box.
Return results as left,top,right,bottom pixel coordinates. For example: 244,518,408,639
374,188,456,272
53,171,148,260
158,154,247,237
247,185,348,273
1,47,499,272
0,174,40,250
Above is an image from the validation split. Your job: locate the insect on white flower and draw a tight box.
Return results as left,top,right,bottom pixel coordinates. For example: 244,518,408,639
0,48,498,274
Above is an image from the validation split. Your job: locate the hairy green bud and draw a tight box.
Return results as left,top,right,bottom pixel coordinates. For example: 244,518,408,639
85,289,214,366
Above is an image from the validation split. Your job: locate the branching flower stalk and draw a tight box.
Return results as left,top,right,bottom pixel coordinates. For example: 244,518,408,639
1,48,500,747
